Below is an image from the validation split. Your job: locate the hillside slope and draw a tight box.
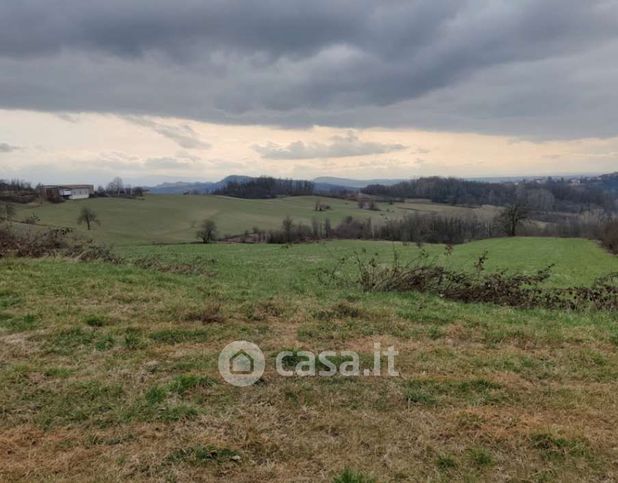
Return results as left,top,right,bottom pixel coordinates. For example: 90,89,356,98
14,195,498,245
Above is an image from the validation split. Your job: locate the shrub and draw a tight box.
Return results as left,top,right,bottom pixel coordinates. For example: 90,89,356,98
0,225,121,262
330,249,617,311
22,213,40,224
196,219,218,243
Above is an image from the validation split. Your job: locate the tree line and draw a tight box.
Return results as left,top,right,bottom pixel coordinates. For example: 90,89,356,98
93,177,144,198
214,177,314,198
193,200,616,249
263,213,496,244
0,179,37,203
362,176,618,213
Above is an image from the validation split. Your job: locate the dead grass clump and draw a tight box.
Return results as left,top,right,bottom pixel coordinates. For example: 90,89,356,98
333,468,377,483
180,303,224,324
242,298,285,321
165,445,240,466
84,315,110,327
529,432,591,461
314,301,369,321
149,328,210,345
405,378,506,407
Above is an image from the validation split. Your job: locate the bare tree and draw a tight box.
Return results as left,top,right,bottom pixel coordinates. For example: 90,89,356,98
196,219,218,243
601,219,618,254
497,202,529,236
106,177,124,197
282,216,294,243
77,207,100,231
0,202,16,222
311,218,321,239
324,218,333,238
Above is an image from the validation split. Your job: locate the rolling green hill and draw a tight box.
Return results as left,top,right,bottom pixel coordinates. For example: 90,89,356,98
13,195,499,245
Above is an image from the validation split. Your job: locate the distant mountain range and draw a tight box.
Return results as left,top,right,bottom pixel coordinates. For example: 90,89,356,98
148,175,252,194
148,175,408,194
147,173,612,195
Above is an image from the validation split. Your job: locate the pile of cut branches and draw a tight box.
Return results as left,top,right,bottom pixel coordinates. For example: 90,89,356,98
332,248,617,311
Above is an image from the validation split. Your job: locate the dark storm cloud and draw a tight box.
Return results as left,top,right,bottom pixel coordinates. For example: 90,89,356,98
254,132,406,159
0,0,617,138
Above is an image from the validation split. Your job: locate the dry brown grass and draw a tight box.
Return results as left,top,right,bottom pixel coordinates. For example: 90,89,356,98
1,246,618,481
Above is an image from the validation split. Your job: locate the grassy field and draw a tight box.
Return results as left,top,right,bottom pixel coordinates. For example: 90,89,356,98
13,195,499,245
1,237,617,481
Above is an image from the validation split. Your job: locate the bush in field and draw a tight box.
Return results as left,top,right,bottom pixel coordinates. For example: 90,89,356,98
23,212,40,225
196,219,218,243
267,217,313,243
335,216,373,239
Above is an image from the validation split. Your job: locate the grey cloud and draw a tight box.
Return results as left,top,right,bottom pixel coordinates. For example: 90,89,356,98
144,157,195,169
254,132,406,159
0,1,617,138
0,143,20,153
55,112,80,123
127,117,210,149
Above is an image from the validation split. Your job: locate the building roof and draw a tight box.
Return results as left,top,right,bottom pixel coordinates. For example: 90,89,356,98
41,184,94,190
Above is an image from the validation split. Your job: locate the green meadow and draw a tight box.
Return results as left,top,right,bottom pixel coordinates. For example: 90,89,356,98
1,235,617,481
13,194,499,245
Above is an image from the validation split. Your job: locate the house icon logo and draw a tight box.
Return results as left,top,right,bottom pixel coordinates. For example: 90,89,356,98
218,341,265,386
230,349,254,374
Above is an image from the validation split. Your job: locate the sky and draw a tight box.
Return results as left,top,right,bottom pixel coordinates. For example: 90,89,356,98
1,0,617,186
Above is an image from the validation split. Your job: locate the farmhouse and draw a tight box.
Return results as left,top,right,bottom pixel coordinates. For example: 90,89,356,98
40,184,94,201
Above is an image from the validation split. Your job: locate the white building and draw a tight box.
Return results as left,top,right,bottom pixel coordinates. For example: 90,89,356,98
41,184,94,201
